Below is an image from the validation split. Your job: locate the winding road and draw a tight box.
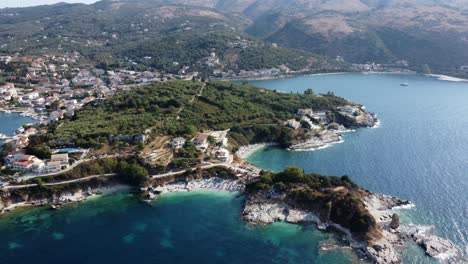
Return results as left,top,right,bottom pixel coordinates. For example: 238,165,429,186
1,162,237,190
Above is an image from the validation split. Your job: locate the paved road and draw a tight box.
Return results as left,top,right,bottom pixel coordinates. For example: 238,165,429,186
2,173,117,190
151,162,231,179
2,163,233,190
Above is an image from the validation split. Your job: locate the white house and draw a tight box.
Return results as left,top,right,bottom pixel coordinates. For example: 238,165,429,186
171,137,186,149
51,153,69,166
32,161,46,174
311,111,329,123
23,92,40,100
215,148,230,162
193,134,209,149
285,119,301,129
12,160,34,171
46,161,61,173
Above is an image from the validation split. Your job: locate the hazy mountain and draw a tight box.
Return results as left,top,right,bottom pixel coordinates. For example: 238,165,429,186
1,0,467,75
0,0,342,74
127,0,468,73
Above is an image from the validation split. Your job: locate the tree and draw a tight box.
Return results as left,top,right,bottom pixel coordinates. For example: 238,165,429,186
119,162,149,186
304,88,314,95
184,125,197,137
274,166,305,183
26,144,51,159
300,120,311,129
0,143,14,165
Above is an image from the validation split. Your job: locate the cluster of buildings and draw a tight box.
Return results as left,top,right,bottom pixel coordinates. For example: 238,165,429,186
170,130,231,162
212,65,291,79
351,61,412,73
6,152,69,174
0,120,81,176
0,52,208,125
285,108,328,130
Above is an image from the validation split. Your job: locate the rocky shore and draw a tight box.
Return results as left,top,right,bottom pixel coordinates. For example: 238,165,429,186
289,129,344,151
0,184,135,214
0,169,459,263
146,177,244,195
363,193,460,263
243,191,460,264
290,110,378,151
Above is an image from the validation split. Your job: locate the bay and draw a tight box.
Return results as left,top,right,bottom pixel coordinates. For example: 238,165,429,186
248,73,468,260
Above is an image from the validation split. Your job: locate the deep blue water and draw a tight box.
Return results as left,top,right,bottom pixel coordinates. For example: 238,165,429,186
248,73,468,257
0,192,363,264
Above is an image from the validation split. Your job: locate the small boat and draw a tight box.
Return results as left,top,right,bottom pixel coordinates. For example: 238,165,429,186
400,83,409,86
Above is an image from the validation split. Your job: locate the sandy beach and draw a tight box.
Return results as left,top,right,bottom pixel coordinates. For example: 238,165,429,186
236,143,277,159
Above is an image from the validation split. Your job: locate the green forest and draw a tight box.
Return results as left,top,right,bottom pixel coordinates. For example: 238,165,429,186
47,80,349,148
246,166,376,239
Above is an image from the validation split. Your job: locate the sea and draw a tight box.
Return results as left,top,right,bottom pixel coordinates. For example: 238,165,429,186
0,112,35,144
0,73,467,263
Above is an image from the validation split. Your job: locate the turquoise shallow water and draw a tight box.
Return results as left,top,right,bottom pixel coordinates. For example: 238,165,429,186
248,73,468,260
0,192,363,264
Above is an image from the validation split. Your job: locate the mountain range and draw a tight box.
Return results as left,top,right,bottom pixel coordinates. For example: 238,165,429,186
1,0,467,76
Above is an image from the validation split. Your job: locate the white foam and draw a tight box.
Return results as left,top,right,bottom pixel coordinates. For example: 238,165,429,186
290,137,345,152
371,119,381,129
427,74,468,82
391,202,416,210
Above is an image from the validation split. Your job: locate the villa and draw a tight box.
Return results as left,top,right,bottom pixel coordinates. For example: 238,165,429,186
51,153,69,166
171,137,186,149
46,161,62,173
285,119,301,129
12,160,34,172
193,134,209,149
215,148,230,162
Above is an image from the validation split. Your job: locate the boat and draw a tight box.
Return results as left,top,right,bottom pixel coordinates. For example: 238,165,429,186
0,133,8,139
400,83,409,86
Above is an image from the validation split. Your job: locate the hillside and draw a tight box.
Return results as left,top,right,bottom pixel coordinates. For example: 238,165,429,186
243,0,468,76
47,80,351,148
2,0,467,76
0,1,341,75
124,0,468,76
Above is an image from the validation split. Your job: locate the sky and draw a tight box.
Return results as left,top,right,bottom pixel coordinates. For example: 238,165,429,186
0,0,98,8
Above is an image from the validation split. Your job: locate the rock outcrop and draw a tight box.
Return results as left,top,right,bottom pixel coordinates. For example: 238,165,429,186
242,197,320,225
390,214,400,229
364,194,460,263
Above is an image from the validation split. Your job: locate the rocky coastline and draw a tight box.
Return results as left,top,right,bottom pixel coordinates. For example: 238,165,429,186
139,173,460,264
243,191,460,263
290,111,378,151
363,194,460,263
0,170,460,263
0,182,136,215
